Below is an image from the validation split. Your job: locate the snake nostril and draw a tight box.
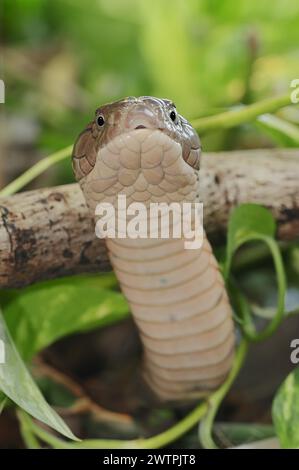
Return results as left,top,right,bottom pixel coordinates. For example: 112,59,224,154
135,125,147,129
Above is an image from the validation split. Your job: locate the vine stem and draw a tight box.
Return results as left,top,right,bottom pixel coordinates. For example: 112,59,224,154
27,400,208,449
192,93,291,132
231,235,286,342
0,145,73,197
17,409,41,449
199,340,248,448
21,341,246,449
0,94,293,197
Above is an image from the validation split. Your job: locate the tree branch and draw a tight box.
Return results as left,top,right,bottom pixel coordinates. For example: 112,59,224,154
0,149,298,289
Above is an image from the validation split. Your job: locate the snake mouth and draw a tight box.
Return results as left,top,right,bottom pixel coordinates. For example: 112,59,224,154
135,125,147,129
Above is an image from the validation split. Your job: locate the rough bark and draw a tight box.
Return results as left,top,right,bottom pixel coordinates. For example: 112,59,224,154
0,185,110,288
0,148,298,289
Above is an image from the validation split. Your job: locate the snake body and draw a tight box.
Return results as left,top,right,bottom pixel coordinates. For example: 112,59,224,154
72,96,235,401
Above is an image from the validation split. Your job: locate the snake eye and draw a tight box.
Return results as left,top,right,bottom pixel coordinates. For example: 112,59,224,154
170,110,177,122
96,115,105,127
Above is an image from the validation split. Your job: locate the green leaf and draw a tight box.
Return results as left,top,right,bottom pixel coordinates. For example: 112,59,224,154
225,203,276,281
225,204,286,342
0,309,78,441
2,274,129,361
272,366,299,448
226,204,276,271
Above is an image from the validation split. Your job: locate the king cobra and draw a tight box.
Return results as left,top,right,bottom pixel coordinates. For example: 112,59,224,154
72,96,235,401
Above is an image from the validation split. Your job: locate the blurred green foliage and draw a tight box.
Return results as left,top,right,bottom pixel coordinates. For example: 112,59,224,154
2,0,299,185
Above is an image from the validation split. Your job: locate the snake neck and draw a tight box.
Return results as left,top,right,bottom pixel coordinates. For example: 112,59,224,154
79,128,235,401
105,233,234,401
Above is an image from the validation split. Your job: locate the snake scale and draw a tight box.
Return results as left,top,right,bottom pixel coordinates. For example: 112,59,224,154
72,96,235,401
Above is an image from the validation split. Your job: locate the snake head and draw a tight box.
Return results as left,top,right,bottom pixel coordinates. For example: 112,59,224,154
72,96,201,183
